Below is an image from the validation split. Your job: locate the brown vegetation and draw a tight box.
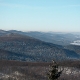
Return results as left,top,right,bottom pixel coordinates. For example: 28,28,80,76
0,60,80,80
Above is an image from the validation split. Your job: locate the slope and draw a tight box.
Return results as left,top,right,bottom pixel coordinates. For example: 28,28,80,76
0,33,79,61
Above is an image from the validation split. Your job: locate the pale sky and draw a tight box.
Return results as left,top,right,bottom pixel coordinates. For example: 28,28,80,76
0,0,80,32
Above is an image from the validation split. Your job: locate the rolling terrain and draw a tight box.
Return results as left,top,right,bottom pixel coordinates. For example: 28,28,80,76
0,30,80,61
8,30,80,45
1,30,80,45
64,45,80,55
0,30,80,80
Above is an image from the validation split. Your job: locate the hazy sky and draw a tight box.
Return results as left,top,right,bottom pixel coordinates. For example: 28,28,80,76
0,0,80,32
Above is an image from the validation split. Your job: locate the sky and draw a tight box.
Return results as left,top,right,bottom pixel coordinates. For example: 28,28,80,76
0,0,80,32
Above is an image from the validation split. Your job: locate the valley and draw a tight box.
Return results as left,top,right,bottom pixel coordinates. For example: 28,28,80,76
0,30,80,80
0,30,80,61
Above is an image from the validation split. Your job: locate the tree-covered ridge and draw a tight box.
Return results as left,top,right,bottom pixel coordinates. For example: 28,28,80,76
0,33,79,61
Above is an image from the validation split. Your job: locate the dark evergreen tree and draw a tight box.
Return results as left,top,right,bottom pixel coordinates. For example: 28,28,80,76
47,60,63,80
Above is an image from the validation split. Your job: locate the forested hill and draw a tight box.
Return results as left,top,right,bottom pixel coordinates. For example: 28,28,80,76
0,33,79,62
0,30,79,46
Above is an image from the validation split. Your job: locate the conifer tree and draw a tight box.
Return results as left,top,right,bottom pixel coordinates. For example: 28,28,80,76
47,60,63,80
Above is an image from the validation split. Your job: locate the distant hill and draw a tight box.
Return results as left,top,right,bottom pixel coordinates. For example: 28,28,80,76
1,30,80,45
65,45,80,55
0,49,28,61
0,32,79,61
25,32,77,45
6,30,80,45
0,30,10,36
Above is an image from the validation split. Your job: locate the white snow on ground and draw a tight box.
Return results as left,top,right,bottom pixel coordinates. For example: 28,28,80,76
0,67,80,79
70,40,80,45
62,67,80,75
0,71,23,79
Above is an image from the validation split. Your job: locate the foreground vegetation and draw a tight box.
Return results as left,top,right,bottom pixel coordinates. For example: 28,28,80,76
0,60,80,80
